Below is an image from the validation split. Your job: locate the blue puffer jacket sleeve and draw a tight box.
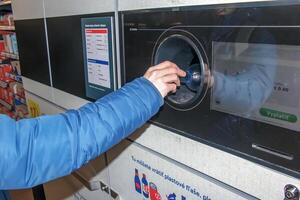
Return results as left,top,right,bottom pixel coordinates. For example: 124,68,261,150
0,77,163,189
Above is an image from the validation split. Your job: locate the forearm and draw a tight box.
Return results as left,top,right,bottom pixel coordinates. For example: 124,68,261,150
0,77,163,189
68,77,163,166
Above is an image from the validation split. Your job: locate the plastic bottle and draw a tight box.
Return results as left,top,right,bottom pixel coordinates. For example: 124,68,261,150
142,173,149,198
134,169,142,194
166,193,176,200
149,182,161,200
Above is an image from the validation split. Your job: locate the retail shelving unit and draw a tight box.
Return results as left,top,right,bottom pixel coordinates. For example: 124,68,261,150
0,0,28,120
0,2,31,199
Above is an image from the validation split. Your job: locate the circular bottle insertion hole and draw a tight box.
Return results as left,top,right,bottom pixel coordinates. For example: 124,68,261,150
153,33,209,111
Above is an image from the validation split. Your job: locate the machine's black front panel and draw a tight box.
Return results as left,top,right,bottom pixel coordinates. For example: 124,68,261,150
46,13,115,100
122,2,300,177
15,19,51,85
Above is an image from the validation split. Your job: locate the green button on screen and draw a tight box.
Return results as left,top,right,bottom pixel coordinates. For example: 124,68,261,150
260,108,297,123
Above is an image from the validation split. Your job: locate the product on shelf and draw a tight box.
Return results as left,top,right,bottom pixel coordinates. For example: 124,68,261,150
0,63,12,76
0,61,28,119
0,1,28,120
1,32,18,55
10,60,20,74
0,13,14,26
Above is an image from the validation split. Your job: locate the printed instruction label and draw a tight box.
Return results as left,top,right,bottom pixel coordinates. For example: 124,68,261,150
85,28,111,89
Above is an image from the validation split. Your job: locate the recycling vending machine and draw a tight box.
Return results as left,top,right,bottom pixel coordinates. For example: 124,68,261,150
12,0,300,200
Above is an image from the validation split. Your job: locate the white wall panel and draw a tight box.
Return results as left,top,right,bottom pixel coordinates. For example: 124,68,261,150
119,0,273,11
25,91,65,115
108,140,255,200
44,0,116,18
22,77,54,105
12,0,44,20
128,124,300,200
22,77,89,111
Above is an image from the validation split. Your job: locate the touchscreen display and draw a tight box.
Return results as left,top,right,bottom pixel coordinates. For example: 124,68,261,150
211,42,300,131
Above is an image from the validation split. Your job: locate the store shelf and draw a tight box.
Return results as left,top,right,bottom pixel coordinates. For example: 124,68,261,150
0,25,14,31
5,72,22,83
0,98,12,110
0,0,28,118
0,1,11,7
0,79,8,88
0,51,19,59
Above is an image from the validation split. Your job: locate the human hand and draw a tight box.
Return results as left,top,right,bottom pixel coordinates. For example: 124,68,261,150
144,61,186,97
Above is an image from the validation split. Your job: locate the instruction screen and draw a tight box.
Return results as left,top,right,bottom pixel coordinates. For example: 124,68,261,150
211,42,300,132
82,17,114,100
